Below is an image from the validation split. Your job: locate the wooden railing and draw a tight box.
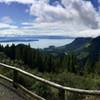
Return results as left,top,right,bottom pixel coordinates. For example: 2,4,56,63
0,63,100,100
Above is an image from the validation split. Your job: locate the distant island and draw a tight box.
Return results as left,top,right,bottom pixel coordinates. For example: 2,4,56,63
0,39,39,42
0,35,75,42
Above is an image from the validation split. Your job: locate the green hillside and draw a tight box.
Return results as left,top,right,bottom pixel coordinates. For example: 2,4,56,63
0,36,100,100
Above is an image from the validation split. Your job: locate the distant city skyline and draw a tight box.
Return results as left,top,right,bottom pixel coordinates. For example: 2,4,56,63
0,0,100,37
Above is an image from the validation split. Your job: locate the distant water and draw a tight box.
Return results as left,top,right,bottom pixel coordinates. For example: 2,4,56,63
0,39,74,49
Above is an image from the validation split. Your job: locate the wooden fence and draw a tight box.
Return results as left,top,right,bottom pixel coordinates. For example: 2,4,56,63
0,63,100,100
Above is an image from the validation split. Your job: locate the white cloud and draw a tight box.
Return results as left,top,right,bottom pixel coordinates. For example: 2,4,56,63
0,16,13,24
27,0,100,37
0,0,100,37
0,21,100,37
0,23,18,29
0,16,17,29
30,0,99,29
0,0,34,4
21,22,33,26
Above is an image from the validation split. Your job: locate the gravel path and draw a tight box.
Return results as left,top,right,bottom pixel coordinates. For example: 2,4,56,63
0,83,25,100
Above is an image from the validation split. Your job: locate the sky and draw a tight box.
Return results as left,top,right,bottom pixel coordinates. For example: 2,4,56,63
0,0,100,37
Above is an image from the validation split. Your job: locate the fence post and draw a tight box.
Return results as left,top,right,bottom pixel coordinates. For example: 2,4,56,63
13,69,18,89
59,89,68,100
65,90,69,100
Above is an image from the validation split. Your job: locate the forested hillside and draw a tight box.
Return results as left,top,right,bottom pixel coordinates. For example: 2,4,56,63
0,36,100,100
44,37,92,54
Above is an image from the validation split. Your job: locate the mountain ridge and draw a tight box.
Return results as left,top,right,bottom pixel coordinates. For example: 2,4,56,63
44,37,92,54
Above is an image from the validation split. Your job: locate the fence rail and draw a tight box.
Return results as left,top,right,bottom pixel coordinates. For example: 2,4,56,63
0,63,100,100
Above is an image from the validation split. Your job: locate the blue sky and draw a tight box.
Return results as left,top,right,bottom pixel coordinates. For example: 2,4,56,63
0,0,100,37
0,3,35,25
91,0,99,10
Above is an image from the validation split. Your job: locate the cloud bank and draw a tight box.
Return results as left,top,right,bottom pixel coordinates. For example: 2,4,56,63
30,0,99,29
0,0,100,37
0,16,13,24
0,0,34,4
